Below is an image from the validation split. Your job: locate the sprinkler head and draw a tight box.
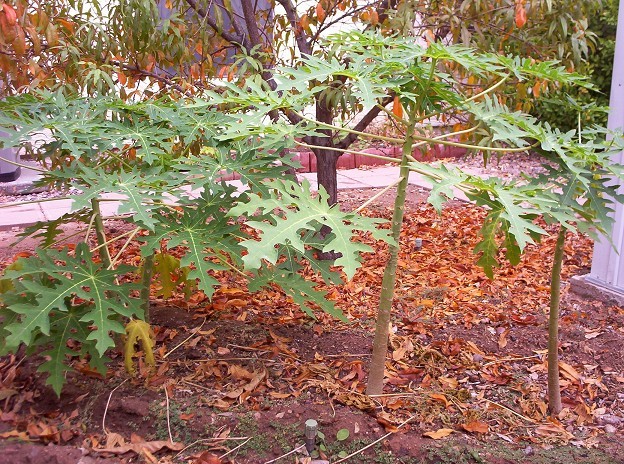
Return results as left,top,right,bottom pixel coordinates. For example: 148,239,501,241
304,419,318,453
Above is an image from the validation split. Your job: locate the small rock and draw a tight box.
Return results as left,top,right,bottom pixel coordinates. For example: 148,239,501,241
524,446,534,456
605,424,617,434
472,354,483,363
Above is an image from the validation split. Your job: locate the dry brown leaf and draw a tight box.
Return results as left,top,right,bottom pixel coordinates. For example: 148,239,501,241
105,432,125,448
229,364,255,380
94,439,184,455
559,361,581,382
423,428,454,439
376,412,398,432
194,451,223,464
438,376,458,389
392,338,414,361
535,423,574,440
0,430,30,441
462,421,489,434
498,329,509,349
429,393,450,408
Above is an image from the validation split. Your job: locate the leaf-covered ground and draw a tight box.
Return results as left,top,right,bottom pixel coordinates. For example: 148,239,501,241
1,184,624,464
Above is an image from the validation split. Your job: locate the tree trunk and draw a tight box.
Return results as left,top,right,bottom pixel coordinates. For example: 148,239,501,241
314,148,340,205
547,226,566,415
312,93,340,204
366,119,415,396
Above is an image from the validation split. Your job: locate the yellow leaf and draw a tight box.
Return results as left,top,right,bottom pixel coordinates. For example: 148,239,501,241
124,320,156,374
423,428,454,439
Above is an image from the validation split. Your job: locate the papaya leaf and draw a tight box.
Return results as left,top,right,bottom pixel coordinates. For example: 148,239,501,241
141,193,243,299
37,305,103,396
474,211,503,279
249,267,347,322
152,252,182,299
231,179,391,280
3,243,141,354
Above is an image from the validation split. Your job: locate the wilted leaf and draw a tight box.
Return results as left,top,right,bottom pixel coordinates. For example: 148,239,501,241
392,96,403,119
423,428,455,439
124,319,156,375
559,361,581,382
462,421,489,434
93,438,184,455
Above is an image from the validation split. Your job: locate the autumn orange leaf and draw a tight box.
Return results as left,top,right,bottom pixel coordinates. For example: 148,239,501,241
300,14,310,30
515,2,527,28
423,428,454,439
462,421,489,434
559,361,581,382
315,3,326,22
392,96,403,119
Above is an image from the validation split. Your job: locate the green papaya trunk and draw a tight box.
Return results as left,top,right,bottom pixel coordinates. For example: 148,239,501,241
366,121,415,396
547,226,566,414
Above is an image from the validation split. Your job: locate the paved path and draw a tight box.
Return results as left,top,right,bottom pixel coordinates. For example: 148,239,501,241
0,164,487,231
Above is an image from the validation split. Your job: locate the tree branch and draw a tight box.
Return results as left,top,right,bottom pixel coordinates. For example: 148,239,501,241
184,0,245,46
337,96,393,149
240,0,264,50
275,0,312,55
111,60,193,96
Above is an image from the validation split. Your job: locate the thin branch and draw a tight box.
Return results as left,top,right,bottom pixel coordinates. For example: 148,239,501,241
90,227,142,254
184,0,244,45
112,60,191,96
219,437,252,459
355,176,404,213
295,140,398,163
275,0,312,55
163,318,207,359
108,226,141,270
415,75,510,124
164,384,174,443
0,156,46,173
411,123,481,150
263,444,306,464
337,95,394,149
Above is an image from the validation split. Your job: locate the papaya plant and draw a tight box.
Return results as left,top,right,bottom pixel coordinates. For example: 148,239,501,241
0,31,622,416
0,89,392,394
264,31,624,405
